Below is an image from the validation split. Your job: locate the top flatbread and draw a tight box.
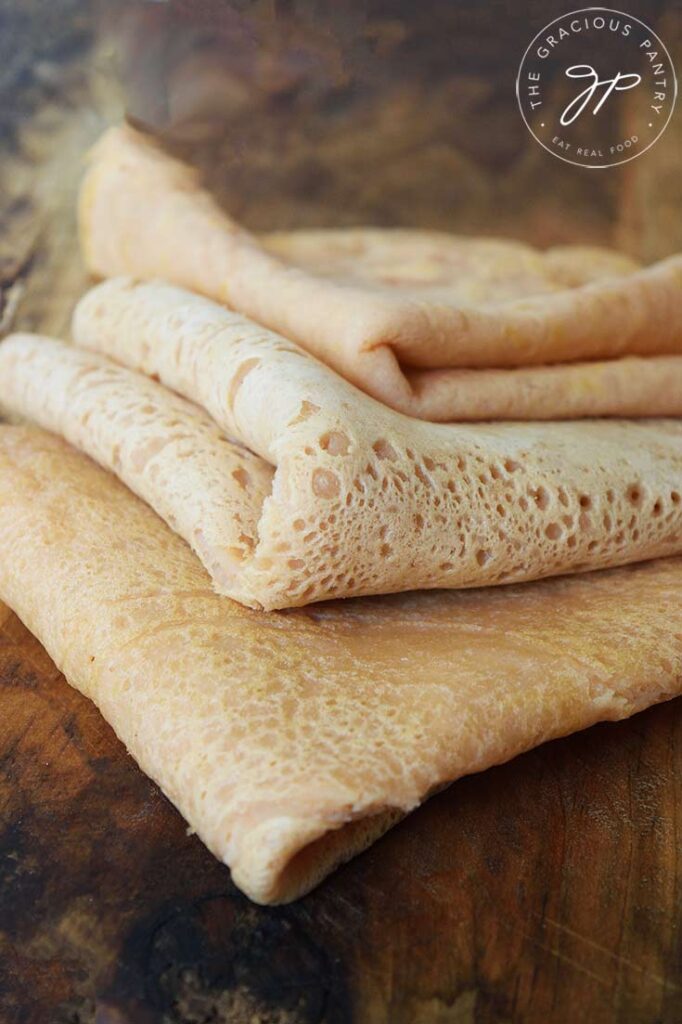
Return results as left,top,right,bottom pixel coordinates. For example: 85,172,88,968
78,125,682,420
263,229,682,420
262,228,642,300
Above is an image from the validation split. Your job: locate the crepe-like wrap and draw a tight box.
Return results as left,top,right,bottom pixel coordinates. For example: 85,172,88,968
78,125,682,421
72,278,682,608
1,280,679,609
0,334,273,607
1,426,682,903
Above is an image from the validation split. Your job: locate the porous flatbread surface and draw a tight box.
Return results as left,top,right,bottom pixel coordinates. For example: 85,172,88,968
79,125,682,420
0,334,273,606
66,278,682,609
1,426,682,903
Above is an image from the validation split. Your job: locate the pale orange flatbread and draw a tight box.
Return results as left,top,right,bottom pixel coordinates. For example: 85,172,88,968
262,228,641,299
0,333,273,606
63,277,682,608
2,425,682,903
78,125,682,421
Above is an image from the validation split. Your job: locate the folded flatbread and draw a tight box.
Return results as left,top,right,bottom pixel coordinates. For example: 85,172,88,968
78,125,682,421
2,425,682,903
65,277,682,608
2,279,678,609
0,333,273,607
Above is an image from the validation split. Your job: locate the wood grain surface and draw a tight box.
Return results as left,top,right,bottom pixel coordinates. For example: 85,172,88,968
1,2,682,1021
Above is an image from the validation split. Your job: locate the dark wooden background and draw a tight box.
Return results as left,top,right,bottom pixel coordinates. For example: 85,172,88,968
1,2,682,1021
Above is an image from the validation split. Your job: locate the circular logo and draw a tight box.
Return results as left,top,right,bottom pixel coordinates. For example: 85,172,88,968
516,8,677,168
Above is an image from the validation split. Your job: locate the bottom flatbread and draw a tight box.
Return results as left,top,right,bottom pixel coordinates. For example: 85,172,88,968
1,426,681,904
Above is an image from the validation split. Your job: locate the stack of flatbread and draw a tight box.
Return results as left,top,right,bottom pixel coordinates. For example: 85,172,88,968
0,124,681,903
79,127,682,422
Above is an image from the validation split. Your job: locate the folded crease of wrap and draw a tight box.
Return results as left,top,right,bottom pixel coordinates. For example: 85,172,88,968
77,124,682,421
